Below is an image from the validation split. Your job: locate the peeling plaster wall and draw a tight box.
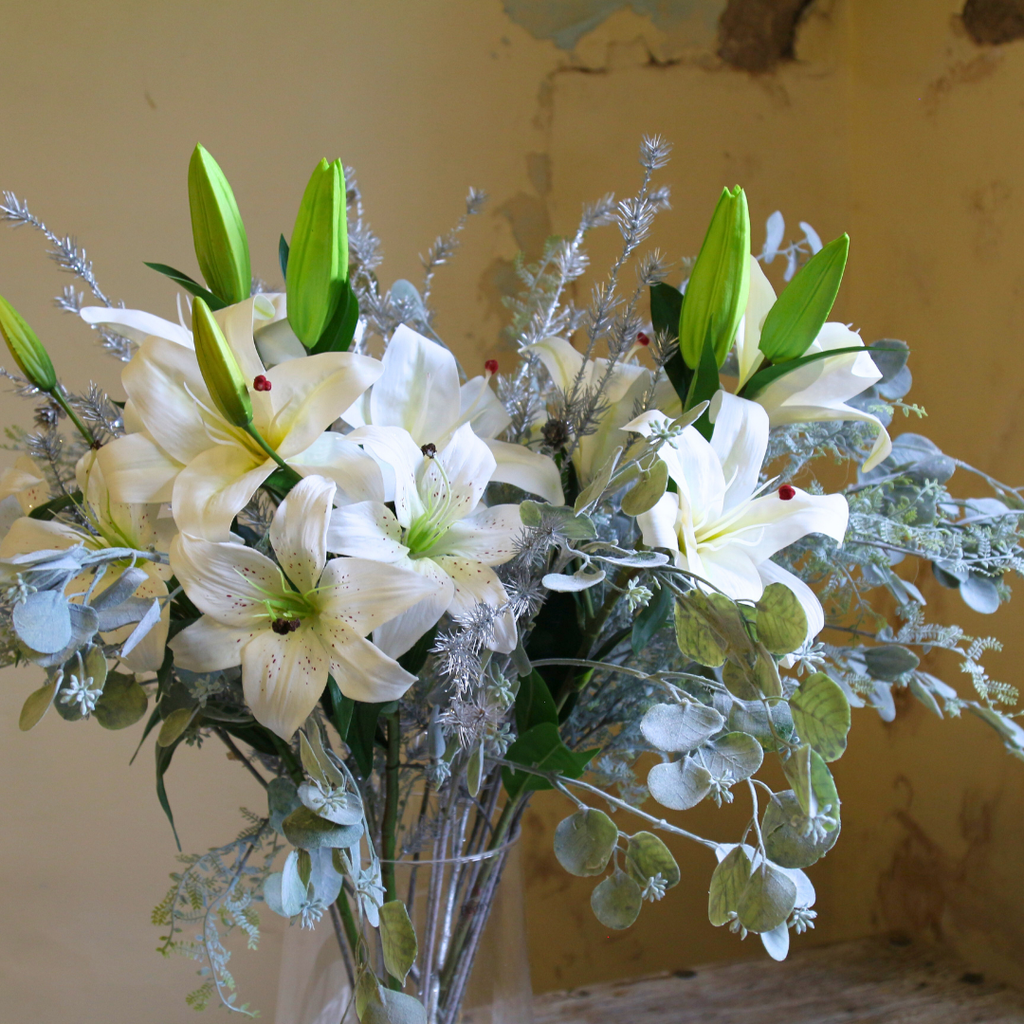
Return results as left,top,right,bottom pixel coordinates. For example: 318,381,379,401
1,1,1023,1019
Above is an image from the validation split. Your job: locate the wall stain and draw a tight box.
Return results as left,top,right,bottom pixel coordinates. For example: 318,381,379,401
922,52,1001,114
967,179,1012,260
962,0,1024,45
718,0,815,73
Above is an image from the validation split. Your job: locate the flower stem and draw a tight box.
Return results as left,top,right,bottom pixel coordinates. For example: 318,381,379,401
50,386,97,447
243,423,302,487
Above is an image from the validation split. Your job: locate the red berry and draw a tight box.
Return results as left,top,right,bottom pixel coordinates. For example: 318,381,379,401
637,331,651,346
253,374,271,392
778,484,796,501
484,359,499,375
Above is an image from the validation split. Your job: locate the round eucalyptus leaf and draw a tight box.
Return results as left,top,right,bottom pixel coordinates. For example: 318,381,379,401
760,919,791,961
625,831,680,890
268,777,302,834
754,583,807,656
553,809,618,877
297,783,363,826
674,598,726,668
647,757,712,811
701,731,764,783
723,650,782,701
708,845,752,926
621,458,669,517
282,806,364,850
18,677,59,731
864,645,919,681
157,706,195,747
960,573,1001,615
590,868,642,930
640,701,724,754
762,791,840,869
728,698,794,753
93,672,148,730
789,672,850,762
13,590,72,653
737,862,797,933
362,989,428,1024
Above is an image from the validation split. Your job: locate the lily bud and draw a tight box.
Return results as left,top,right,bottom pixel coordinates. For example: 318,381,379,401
286,158,348,347
191,297,253,428
678,186,750,370
188,144,252,305
0,294,57,392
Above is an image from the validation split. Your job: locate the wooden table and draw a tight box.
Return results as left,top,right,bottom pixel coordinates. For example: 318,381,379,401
531,937,1024,1023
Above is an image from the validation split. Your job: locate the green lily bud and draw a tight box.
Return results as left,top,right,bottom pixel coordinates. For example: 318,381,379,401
0,294,57,392
188,144,252,306
191,297,253,428
678,186,750,370
286,158,348,347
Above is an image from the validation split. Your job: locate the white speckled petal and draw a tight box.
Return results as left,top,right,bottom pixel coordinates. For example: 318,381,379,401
168,615,256,672
270,475,336,594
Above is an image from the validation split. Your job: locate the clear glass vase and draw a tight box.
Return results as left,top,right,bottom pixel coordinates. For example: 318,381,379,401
274,826,533,1024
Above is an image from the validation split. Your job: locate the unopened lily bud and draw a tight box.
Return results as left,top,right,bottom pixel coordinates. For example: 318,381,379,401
191,297,253,428
678,186,750,370
286,158,348,347
188,144,252,305
0,294,57,392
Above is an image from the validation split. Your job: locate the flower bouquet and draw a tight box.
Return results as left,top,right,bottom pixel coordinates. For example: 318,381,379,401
1,135,1022,1023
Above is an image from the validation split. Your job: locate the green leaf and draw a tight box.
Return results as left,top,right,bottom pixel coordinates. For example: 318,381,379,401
143,262,226,310
574,446,622,515
620,458,668,517
278,234,290,279
502,722,597,800
515,670,559,734
789,672,850,762
356,971,384,1020
754,583,808,656
310,278,360,355
674,594,726,668
349,701,387,777
864,644,920,681
625,831,680,890
155,739,182,850
741,342,871,399
649,282,690,401
93,672,149,730
553,809,618,877
728,697,795,753
397,626,437,676
297,849,312,888
723,648,782,701
326,675,354,742
19,677,58,731
27,492,79,521
640,701,724,754
590,868,642,930
379,900,418,984
762,791,840,869
783,745,841,825
281,806,363,850
157,706,195,748
737,861,797,933
708,845,752,926
758,233,849,363
631,580,673,655
520,501,597,540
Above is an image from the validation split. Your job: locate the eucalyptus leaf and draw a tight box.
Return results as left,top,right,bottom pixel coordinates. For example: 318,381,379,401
90,567,147,612
789,672,850,762
553,809,618,877
18,676,59,731
574,446,622,515
631,581,673,655
282,806,364,850
674,595,726,667
13,590,71,653
863,644,919,681
590,868,642,930
737,861,798,933
379,900,418,984
762,791,840,869
542,568,606,592
701,731,763,783
362,990,428,1024
647,756,712,811
754,583,807,656
621,459,669,517
708,845,752,926
728,698,794,753
297,782,363,826
120,599,162,658
268,777,302,835
299,730,329,787
625,832,680,890
519,502,597,540
961,573,1001,614
157,707,195,747
760,919,791,961
93,672,148,730
722,648,781,701
640,701,724,754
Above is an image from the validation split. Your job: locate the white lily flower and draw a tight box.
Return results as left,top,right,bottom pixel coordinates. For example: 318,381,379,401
0,450,173,671
327,423,521,659
168,475,440,739
82,296,385,541
528,335,674,488
626,391,848,643
341,324,563,505
733,257,892,472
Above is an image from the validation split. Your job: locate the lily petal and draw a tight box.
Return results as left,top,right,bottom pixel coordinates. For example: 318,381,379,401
317,626,419,704
457,376,511,439
636,492,682,556
169,532,284,624
369,558,455,659
96,432,183,505
709,392,770,514
433,556,517,653
288,432,386,505
80,305,192,347
734,256,776,390
428,424,496,531
485,439,564,505
242,625,330,739
434,504,523,564
326,502,408,563
270,475,335,593
351,426,429,528
169,615,257,671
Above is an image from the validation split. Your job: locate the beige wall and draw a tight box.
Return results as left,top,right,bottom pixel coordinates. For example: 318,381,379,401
1,1,1023,1020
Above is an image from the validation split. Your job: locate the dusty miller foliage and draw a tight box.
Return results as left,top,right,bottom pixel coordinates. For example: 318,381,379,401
2,135,1023,1016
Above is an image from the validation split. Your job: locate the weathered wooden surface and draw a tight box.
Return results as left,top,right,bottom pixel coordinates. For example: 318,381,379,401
531,937,1024,1024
